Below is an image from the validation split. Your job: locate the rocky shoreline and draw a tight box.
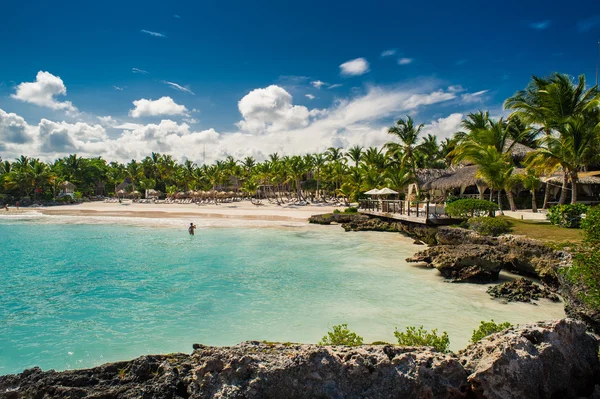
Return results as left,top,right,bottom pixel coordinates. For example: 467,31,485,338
1,319,598,399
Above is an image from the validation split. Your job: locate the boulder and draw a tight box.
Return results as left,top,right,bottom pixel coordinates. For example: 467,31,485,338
460,319,600,399
407,244,505,282
486,277,560,303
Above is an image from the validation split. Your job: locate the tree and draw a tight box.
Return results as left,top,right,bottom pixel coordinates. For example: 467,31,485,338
386,117,423,193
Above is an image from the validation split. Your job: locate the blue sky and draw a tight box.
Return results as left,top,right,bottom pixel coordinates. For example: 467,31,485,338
1,0,599,163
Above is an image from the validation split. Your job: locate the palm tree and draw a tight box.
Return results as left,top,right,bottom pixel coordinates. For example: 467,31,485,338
521,169,542,212
505,72,600,204
386,116,423,193
346,145,363,168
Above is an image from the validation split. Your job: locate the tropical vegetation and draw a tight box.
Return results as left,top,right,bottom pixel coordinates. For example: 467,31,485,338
471,320,513,343
2,72,600,209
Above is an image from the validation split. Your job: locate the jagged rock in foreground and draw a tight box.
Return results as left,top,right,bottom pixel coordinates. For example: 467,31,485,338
308,213,369,225
460,319,600,399
1,320,598,399
486,277,560,303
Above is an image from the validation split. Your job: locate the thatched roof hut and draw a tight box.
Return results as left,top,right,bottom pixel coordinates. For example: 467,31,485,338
116,177,133,192
544,175,600,185
422,166,486,191
59,181,76,190
415,169,451,186
505,140,534,162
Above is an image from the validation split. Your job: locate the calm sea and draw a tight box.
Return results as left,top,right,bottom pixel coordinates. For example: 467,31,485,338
0,215,565,375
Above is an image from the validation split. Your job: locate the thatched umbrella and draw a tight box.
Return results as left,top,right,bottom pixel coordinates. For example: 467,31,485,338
116,189,126,198
132,190,141,198
186,190,195,198
175,191,186,199
59,181,76,190
422,166,486,192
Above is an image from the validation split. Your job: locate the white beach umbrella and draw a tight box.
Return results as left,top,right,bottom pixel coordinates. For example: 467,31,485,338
364,188,381,195
377,187,399,195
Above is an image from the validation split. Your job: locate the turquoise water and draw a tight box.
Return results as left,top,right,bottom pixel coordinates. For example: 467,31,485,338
0,216,565,375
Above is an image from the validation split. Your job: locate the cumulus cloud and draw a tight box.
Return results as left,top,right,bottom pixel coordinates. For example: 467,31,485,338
141,29,167,38
305,94,315,100
236,85,322,134
11,71,77,113
129,96,189,118
398,58,413,65
0,109,33,144
381,49,397,57
339,58,369,76
162,81,195,95
97,116,117,127
422,113,463,141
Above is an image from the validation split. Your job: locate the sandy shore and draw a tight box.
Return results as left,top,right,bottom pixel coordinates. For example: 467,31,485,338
16,200,341,223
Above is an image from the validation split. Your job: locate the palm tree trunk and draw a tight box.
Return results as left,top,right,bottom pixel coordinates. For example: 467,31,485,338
489,189,493,202
542,182,551,209
497,190,503,215
506,190,517,211
558,172,569,205
570,172,579,204
531,189,538,213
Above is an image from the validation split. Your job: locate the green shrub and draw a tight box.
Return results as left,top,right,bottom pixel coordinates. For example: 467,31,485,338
547,204,589,228
333,209,341,214
394,326,450,352
471,320,512,343
344,206,358,213
319,324,363,346
581,206,600,242
445,199,499,218
467,217,513,236
444,194,461,204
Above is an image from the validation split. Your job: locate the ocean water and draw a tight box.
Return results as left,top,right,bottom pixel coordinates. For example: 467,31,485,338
0,215,565,375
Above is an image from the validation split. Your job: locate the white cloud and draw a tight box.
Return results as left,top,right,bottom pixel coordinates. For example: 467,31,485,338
132,68,149,74
339,58,370,76
113,86,124,91
311,80,327,89
305,94,315,100
461,90,489,103
398,58,413,65
97,116,117,127
381,49,397,57
236,85,321,134
422,113,463,141
0,109,33,144
129,96,189,118
328,84,343,89
38,119,108,153
141,29,167,38
162,81,195,95
447,85,465,93
11,71,77,113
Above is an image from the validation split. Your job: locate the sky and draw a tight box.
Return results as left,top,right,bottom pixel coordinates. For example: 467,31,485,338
1,0,600,164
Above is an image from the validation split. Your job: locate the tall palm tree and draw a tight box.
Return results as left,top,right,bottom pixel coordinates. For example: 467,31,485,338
346,145,363,168
386,116,423,193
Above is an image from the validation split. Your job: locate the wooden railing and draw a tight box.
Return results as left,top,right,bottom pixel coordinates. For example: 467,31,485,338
359,199,445,218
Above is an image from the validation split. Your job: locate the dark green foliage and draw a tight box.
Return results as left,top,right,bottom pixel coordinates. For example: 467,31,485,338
445,199,499,218
370,341,392,345
394,326,450,353
471,320,513,343
565,206,600,308
344,206,358,213
467,216,513,236
547,204,589,228
333,209,341,214
319,324,364,346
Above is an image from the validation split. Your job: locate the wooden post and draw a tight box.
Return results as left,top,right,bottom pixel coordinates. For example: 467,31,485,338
426,201,430,219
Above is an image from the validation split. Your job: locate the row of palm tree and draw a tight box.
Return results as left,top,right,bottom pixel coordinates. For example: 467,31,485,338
1,72,599,208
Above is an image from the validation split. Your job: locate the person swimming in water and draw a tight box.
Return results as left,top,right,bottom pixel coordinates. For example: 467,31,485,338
188,222,197,235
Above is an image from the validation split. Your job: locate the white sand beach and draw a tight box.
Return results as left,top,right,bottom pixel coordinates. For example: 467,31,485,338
21,201,341,223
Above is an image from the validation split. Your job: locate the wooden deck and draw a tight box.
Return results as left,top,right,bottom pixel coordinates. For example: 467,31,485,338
359,199,457,225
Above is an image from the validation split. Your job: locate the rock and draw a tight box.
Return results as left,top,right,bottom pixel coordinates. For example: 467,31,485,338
435,227,497,246
308,213,369,225
559,272,600,334
460,319,600,399
407,244,505,282
487,277,560,303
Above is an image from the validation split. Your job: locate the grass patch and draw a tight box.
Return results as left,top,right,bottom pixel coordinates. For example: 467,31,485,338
497,216,583,244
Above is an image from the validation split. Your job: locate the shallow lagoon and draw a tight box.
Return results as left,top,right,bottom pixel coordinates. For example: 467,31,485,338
0,215,565,375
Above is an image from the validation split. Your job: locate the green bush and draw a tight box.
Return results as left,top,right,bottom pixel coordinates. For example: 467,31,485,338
319,324,363,346
467,217,513,236
394,326,450,352
581,206,600,242
471,320,512,343
344,207,358,214
445,199,499,218
333,209,341,214
547,204,589,228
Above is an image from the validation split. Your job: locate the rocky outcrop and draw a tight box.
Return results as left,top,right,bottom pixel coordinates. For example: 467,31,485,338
407,244,504,282
407,227,570,286
460,319,600,399
1,320,598,399
340,217,438,245
308,213,369,225
486,278,560,303
559,273,600,334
